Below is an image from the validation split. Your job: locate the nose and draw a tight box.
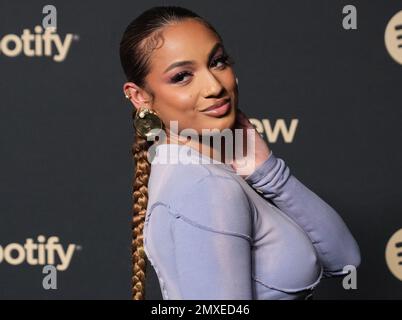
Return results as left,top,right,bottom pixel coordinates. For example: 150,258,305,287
202,69,225,98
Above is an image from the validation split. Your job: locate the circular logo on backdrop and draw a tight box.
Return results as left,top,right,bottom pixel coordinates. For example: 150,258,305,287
384,10,402,65
385,228,402,281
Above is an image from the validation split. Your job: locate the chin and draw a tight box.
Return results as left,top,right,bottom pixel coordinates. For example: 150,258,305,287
196,104,236,133
207,111,236,132
222,112,236,130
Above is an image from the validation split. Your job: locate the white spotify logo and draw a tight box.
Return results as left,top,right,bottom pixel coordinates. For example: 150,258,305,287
0,25,77,62
384,10,402,65
0,235,79,271
385,228,402,281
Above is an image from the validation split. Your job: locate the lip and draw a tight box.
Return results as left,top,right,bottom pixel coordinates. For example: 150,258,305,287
201,98,230,111
200,100,231,117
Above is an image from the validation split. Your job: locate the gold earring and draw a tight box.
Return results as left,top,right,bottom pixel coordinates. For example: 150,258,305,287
133,105,164,139
125,92,131,99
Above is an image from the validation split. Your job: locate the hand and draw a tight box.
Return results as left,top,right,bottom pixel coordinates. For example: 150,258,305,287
231,108,271,177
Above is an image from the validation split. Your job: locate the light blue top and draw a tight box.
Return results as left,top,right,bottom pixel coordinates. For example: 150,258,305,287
143,143,361,300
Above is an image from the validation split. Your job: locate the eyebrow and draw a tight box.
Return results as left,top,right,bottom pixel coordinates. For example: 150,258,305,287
163,42,223,74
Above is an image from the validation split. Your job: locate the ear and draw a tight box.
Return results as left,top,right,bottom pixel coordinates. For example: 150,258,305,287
123,82,151,110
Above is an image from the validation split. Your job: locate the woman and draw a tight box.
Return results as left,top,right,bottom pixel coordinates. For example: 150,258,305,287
119,6,361,300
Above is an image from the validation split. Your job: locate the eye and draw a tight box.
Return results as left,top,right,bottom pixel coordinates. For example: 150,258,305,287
210,53,235,69
170,71,193,84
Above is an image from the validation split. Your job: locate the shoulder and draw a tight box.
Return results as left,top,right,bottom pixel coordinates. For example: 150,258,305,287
147,143,253,238
168,168,253,240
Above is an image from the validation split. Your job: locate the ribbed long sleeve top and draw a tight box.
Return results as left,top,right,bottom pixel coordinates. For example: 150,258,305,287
143,143,361,300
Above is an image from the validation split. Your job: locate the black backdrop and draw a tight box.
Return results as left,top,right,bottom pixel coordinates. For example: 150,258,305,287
1,0,402,299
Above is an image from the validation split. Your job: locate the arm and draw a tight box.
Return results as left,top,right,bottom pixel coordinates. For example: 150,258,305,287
245,150,361,277
171,175,253,299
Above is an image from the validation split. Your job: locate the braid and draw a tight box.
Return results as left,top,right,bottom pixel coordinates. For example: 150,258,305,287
120,6,223,300
131,114,152,300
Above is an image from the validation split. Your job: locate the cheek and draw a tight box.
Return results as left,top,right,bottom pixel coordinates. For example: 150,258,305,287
175,93,197,111
224,72,236,91
160,86,197,112
155,89,199,129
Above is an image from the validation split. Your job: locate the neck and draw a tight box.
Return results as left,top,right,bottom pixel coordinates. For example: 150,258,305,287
159,129,233,165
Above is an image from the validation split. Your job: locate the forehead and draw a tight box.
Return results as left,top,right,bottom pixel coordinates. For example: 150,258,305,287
149,19,220,72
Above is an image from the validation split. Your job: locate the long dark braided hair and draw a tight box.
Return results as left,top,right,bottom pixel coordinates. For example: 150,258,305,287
119,5,223,300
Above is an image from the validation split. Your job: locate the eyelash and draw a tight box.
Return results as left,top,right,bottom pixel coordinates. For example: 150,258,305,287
170,54,236,84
